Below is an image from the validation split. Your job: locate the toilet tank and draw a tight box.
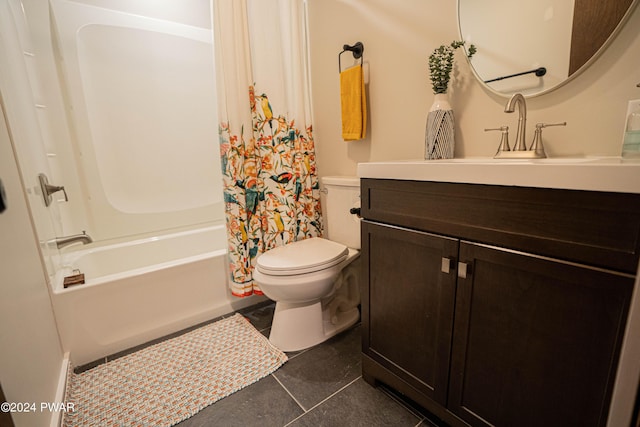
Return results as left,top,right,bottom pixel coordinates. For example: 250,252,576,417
321,176,360,249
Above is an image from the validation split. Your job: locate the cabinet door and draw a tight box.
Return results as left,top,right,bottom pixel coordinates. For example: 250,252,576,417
449,242,634,427
361,220,458,405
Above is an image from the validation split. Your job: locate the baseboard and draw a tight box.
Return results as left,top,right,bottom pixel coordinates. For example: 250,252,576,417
50,352,71,427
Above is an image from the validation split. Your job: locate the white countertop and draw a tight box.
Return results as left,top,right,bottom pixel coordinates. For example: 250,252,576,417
357,157,640,194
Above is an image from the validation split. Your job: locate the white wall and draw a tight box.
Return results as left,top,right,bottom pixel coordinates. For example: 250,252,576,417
307,0,640,177
0,96,65,427
0,3,67,427
306,1,640,424
0,0,64,282
23,0,224,244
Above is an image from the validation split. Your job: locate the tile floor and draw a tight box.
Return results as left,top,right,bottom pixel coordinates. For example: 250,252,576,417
174,302,443,427
76,301,444,426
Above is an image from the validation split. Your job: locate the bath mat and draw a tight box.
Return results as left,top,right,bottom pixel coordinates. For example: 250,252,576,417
63,314,287,427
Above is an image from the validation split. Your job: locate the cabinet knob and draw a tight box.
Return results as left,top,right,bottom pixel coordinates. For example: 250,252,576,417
458,262,470,279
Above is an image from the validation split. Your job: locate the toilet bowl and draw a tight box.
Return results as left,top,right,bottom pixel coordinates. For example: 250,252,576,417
253,176,361,352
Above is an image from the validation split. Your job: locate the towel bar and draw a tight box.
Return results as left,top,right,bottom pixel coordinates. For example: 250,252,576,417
339,42,364,72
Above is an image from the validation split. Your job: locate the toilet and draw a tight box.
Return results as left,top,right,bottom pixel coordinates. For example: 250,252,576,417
253,176,361,352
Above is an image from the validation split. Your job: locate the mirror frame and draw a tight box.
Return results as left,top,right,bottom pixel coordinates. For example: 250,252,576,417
457,0,640,98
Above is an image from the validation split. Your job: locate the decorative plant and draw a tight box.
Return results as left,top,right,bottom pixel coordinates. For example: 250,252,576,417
428,40,476,94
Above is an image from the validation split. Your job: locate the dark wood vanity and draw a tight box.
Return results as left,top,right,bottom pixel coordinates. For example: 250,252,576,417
360,178,640,427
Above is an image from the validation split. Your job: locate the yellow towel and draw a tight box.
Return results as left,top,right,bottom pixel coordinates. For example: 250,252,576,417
340,64,367,141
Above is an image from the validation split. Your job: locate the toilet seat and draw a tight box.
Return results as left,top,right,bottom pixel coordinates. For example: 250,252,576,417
256,237,348,276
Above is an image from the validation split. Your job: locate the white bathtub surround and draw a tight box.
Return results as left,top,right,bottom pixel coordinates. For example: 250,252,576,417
52,225,265,366
48,0,224,241
214,0,322,297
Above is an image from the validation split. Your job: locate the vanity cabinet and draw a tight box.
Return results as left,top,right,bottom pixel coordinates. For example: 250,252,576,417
360,178,640,427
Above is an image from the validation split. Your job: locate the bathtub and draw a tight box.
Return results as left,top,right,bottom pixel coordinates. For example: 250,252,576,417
51,224,265,366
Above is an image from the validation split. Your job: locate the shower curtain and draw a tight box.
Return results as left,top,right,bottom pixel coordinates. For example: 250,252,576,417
213,0,322,297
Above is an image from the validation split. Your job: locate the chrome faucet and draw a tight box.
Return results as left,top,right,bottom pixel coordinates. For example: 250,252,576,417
54,231,93,249
504,93,527,151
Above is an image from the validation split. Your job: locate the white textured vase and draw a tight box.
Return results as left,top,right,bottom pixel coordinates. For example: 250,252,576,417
425,93,455,160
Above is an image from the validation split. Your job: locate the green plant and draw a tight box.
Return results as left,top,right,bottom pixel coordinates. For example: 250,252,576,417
428,40,476,94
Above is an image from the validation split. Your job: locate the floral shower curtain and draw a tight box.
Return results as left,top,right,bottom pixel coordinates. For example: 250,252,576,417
213,0,322,297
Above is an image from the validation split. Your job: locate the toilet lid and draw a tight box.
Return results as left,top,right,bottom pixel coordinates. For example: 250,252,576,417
256,238,349,276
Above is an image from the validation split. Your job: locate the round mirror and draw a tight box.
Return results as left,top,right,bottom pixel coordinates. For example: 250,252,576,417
458,0,639,97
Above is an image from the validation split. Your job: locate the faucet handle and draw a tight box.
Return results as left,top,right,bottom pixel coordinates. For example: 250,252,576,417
49,184,68,202
530,122,567,156
38,173,69,207
485,126,511,154
535,122,567,129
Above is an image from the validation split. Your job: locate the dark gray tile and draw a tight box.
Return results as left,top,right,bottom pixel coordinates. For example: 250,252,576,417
261,326,271,339
238,301,275,332
288,378,421,427
176,374,303,427
418,419,444,427
283,347,308,360
273,325,362,411
379,384,447,427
